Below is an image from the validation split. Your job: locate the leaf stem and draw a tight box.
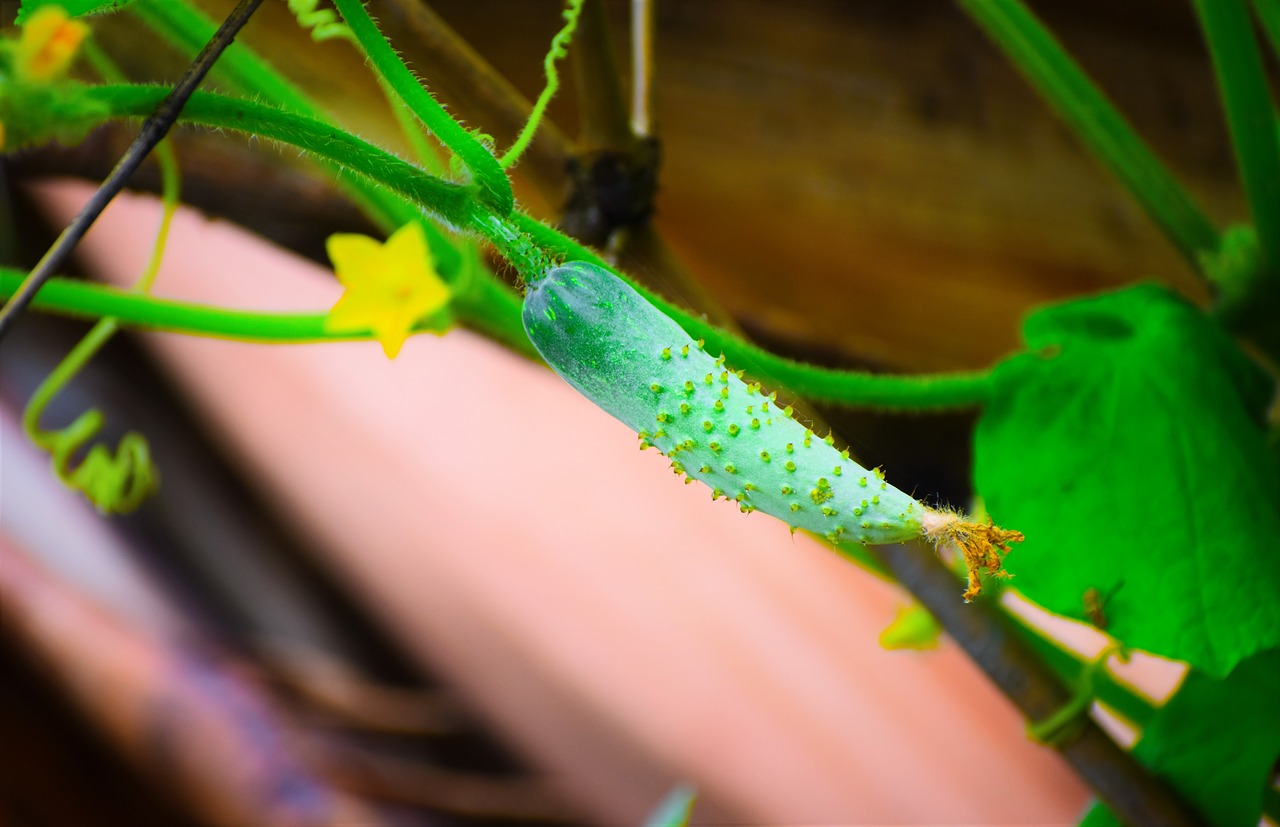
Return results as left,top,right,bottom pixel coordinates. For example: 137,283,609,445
1193,0,1280,284
958,0,1220,276
1253,0,1280,59
330,0,512,214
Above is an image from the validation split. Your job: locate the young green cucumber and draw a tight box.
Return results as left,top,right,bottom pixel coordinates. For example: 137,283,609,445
522,262,1019,597
522,261,920,546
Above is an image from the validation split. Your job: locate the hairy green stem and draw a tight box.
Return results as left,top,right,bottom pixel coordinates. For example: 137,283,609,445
22,84,992,410
128,0,470,285
513,213,994,410
330,0,512,214
78,84,475,228
959,0,1220,277
1193,0,1280,280
29,82,526,352
131,0,434,239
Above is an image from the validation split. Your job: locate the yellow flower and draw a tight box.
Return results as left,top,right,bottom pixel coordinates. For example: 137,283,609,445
16,6,89,83
324,222,451,359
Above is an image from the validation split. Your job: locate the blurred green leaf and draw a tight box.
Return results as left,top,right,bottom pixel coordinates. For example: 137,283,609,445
16,0,136,25
1076,650,1280,827
1134,649,1280,827
879,602,942,651
1076,800,1121,827
974,284,1280,676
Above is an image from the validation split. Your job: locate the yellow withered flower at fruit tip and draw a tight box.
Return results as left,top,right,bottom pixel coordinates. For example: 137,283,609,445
324,222,452,359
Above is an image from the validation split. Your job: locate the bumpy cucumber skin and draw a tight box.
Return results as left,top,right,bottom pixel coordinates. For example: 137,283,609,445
523,263,923,546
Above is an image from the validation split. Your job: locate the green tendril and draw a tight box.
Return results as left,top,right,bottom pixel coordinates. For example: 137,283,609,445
22,318,160,514
500,0,584,169
287,0,355,42
21,46,178,513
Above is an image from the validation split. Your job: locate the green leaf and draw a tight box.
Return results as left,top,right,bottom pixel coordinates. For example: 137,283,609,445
1075,651,1280,827
17,0,137,24
1134,649,1280,827
1076,800,1121,827
879,602,942,651
974,284,1280,676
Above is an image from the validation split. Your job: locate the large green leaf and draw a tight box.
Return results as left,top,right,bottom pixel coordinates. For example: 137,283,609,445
974,284,1280,676
1076,649,1280,827
1136,649,1280,826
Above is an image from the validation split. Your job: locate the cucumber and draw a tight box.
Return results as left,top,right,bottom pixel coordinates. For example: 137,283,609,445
522,262,1018,597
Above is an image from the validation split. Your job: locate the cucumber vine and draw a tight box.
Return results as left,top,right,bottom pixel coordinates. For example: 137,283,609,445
3,1,1278,826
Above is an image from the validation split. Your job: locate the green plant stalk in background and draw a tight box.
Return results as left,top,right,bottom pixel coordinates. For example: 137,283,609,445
1192,0,1280,310
957,0,1221,276
129,0,317,116
1254,0,1280,58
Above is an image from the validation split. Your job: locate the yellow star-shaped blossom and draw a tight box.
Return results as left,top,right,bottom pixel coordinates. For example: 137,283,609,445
324,222,451,359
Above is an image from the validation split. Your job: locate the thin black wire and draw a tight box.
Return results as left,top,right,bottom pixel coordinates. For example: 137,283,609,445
0,0,265,344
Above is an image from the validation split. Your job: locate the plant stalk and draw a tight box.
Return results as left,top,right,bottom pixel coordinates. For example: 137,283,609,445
959,0,1220,278
1193,0,1280,298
